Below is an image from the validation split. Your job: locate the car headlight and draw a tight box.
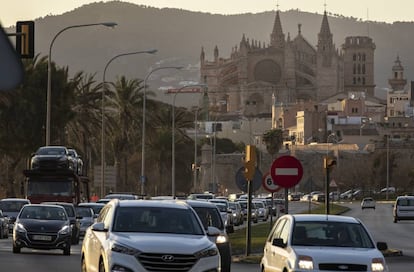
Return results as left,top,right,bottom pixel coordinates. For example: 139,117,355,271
58,156,67,162
15,223,27,233
59,225,71,235
371,258,386,271
298,255,313,270
195,245,218,259
216,234,228,244
112,243,141,257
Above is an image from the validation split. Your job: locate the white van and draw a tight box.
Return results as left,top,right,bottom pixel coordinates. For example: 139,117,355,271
393,195,414,223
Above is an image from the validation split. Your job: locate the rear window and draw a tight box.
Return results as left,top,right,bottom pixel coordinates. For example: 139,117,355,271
0,200,29,212
397,198,414,206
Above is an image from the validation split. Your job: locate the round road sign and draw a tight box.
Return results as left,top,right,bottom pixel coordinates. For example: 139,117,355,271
270,155,303,188
235,166,262,192
262,172,282,193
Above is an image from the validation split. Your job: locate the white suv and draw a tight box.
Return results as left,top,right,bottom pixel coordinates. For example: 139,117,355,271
81,199,221,272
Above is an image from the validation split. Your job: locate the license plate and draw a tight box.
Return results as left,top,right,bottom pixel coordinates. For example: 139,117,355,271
32,235,52,241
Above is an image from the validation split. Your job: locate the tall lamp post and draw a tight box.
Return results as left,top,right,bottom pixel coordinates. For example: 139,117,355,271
140,66,183,196
46,22,117,146
101,49,157,198
171,84,207,198
386,134,390,200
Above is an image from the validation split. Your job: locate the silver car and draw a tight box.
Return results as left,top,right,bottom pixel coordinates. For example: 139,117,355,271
261,214,389,272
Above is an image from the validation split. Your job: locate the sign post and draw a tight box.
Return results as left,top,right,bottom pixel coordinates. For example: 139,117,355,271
262,172,282,226
244,145,256,256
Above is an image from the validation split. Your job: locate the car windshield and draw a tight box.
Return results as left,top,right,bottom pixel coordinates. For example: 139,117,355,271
113,207,204,235
76,207,93,217
211,202,227,212
80,204,103,214
192,206,224,230
254,202,265,208
291,221,375,248
0,200,28,212
239,202,247,209
37,147,66,155
20,206,67,221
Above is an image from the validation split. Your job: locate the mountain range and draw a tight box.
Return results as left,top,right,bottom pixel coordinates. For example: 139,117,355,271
5,1,414,106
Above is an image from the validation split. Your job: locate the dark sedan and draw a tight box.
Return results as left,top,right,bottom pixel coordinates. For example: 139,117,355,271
30,146,75,171
13,204,72,255
187,200,232,272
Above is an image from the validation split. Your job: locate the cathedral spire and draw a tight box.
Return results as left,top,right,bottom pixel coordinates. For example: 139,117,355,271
317,9,334,66
270,9,285,49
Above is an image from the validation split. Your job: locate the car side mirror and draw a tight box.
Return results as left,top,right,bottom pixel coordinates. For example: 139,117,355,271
91,222,107,232
207,226,221,236
377,242,388,251
272,238,286,248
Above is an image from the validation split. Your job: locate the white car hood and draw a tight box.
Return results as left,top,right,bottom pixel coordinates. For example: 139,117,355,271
293,246,383,264
113,232,214,254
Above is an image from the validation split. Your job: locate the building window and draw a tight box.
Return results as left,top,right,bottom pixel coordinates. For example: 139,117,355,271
362,77,365,85
353,77,356,84
357,64,361,74
353,64,356,74
353,54,356,61
362,64,365,74
362,53,366,61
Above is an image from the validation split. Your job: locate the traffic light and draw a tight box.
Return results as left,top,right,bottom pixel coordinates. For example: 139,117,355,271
324,156,337,169
16,21,35,59
244,145,256,180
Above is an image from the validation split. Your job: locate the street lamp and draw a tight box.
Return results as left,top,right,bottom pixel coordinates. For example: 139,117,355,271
100,49,157,198
386,134,390,200
46,22,117,146
171,84,207,198
140,66,183,196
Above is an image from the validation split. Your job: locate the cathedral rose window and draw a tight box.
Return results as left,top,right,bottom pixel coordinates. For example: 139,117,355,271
254,59,281,84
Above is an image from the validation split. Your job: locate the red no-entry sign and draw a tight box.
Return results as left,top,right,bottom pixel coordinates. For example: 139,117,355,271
270,155,303,188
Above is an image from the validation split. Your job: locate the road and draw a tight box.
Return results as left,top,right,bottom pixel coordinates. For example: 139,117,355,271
0,201,412,271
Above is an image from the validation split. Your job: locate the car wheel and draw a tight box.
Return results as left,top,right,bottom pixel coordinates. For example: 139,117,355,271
63,244,71,255
12,243,20,253
99,258,106,272
4,229,8,239
0,227,3,239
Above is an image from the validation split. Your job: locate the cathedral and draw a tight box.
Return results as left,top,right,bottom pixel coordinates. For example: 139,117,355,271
200,8,376,118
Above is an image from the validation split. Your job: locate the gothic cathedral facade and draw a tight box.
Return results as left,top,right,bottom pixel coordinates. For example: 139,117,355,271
200,10,376,118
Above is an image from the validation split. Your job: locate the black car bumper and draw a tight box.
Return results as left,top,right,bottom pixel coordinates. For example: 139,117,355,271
13,231,71,251
217,242,232,272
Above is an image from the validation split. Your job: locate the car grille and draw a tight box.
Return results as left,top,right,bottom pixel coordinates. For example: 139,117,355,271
319,263,367,271
27,232,58,244
37,160,66,169
137,252,197,271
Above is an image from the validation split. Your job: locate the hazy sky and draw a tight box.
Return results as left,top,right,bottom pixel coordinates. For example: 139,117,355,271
2,0,414,27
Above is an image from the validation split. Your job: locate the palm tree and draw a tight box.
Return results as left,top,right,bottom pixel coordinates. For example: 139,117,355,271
106,76,145,191
263,129,284,160
65,72,102,175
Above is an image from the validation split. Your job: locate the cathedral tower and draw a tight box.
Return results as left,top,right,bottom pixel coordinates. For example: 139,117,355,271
342,36,376,96
388,55,407,91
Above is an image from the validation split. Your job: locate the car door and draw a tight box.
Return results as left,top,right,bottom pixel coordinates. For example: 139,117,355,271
85,204,113,272
265,218,291,271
